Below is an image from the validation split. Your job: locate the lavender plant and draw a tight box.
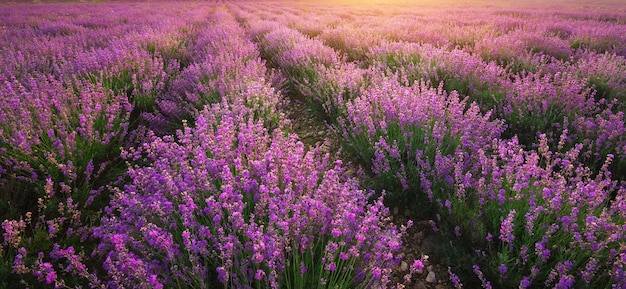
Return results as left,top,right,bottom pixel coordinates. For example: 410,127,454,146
0,74,132,212
95,102,407,289
297,62,370,123
319,25,382,62
368,41,508,111
338,77,504,214
569,22,626,56
497,71,595,145
570,108,626,179
571,51,626,105
436,135,626,288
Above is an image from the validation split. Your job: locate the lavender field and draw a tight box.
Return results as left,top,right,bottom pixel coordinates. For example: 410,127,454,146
1,0,625,288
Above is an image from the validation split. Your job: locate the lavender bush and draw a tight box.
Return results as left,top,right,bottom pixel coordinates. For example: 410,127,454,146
570,51,626,104
338,76,504,212
437,135,626,288
497,71,595,145
0,74,132,214
367,41,508,111
95,101,407,289
297,62,370,123
254,24,341,94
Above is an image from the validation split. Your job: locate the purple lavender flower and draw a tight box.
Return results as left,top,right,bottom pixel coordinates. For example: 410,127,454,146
500,210,517,250
449,267,463,288
499,264,508,279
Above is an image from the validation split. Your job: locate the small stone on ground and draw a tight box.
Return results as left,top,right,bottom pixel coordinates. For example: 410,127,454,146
426,271,437,283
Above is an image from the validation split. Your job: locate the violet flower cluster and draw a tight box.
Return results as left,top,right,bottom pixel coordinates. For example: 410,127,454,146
442,135,626,288
252,20,341,95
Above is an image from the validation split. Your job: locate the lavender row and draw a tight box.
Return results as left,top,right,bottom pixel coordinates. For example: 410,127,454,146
367,41,626,178
236,12,355,123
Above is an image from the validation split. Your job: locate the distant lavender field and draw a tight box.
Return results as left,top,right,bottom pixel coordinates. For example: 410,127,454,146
1,1,625,288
